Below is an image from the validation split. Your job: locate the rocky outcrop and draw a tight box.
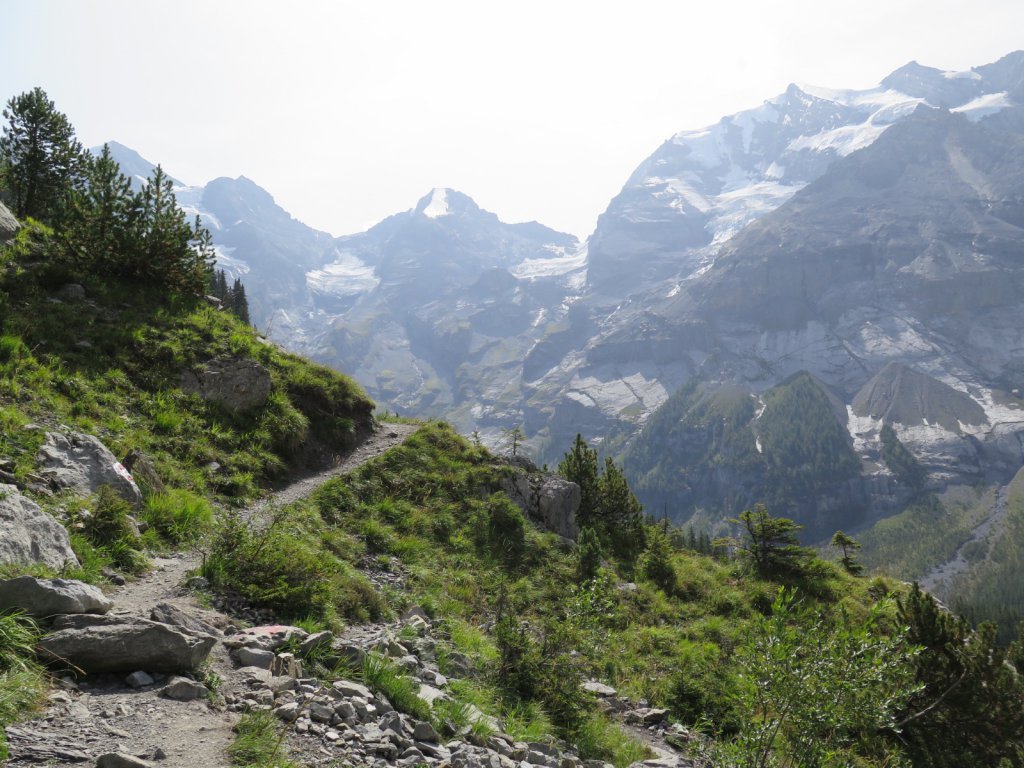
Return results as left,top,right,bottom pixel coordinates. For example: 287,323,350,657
0,576,113,618
37,614,216,673
36,431,143,506
180,356,272,414
499,458,580,540
0,201,19,243
0,483,79,570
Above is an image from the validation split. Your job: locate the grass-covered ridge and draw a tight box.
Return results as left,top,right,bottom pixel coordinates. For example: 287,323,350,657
0,268,374,503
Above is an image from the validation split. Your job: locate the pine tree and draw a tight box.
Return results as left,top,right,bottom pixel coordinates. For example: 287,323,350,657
65,143,138,273
558,434,600,530
501,424,525,457
0,87,85,223
135,165,213,294
639,526,676,593
597,457,645,562
830,530,863,575
718,503,812,577
896,584,1024,766
230,277,250,324
210,268,228,301
686,526,698,552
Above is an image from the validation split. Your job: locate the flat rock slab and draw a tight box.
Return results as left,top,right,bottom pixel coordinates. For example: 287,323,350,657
223,624,307,651
583,680,618,697
0,575,113,618
161,676,208,701
0,483,80,571
4,726,91,762
37,614,216,673
333,679,374,700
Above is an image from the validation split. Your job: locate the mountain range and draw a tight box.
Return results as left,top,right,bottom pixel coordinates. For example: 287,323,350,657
103,51,1024,604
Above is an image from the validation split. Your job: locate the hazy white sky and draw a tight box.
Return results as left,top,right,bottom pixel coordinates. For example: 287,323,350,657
2,1,1022,238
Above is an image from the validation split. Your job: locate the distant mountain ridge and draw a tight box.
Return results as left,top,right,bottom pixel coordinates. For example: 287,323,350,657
102,51,1024,539
586,51,1024,295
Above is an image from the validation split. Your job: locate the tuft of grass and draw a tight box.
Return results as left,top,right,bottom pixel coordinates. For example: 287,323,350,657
361,653,433,722
442,619,499,671
143,489,214,545
502,700,555,743
0,611,39,672
0,612,48,760
228,710,301,768
572,714,653,768
65,533,113,583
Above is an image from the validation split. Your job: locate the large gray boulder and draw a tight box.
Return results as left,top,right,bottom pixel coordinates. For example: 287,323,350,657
0,576,112,618
0,201,18,243
36,431,143,506
180,356,272,414
37,614,216,673
500,464,580,540
0,483,79,570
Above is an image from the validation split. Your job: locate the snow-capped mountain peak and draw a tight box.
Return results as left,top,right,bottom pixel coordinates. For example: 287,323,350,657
411,187,485,221
586,54,1021,294
420,187,450,218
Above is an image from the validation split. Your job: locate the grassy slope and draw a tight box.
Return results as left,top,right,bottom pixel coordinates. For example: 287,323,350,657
0,269,375,754
204,420,898,765
857,487,992,581
0,275,374,502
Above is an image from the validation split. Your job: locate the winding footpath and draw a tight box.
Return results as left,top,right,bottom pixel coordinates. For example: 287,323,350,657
6,423,417,768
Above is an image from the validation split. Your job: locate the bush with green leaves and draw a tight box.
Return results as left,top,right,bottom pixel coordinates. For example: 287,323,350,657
475,493,527,567
576,526,604,581
201,506,385,625
74,485,148,573
716,589,920,768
